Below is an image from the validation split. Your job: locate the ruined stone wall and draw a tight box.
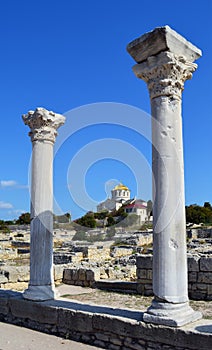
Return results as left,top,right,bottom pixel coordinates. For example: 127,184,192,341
53,252,83,265
0,264,72,289
136,255,212,300
0,289,211,350
87,247,111,262
187,228,212,239
63,268,100,287
111,246,134,258
137,233,153,246
136,255,153,296
187,255,212,300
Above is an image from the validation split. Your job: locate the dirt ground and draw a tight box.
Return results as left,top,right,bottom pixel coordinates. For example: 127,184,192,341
58,286,212,319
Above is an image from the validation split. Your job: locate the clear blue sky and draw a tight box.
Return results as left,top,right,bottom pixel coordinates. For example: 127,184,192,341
0,0,211,220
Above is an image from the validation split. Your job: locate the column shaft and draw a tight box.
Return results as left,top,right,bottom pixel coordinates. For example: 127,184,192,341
22,107,65,301
30,141,53,286
151,95,187,303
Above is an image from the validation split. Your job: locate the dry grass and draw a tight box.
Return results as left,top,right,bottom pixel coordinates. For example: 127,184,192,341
62,290,212,319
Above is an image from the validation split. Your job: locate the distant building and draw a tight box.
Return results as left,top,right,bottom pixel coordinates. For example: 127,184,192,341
124,199,148,224
97,183,131,212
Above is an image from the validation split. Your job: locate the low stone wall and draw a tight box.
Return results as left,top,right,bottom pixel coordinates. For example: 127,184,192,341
0,264,72,289
86,246,111,262
188,255,212,300
63,268,100,287
187,228,212,239
136,255,153,296
0,290,211,350
137,255,212,300
111,246,134,258
137,233,153,246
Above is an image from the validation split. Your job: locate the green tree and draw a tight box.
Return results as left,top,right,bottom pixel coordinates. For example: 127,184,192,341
186,204,212,224
94,211,109,220
75,212,96,228
16,212,30,225
204,202,211,209
107,216,115,226
0,220,10,233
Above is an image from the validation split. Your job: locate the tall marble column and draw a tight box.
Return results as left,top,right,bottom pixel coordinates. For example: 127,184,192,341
22,108,65,301
127,26,202,326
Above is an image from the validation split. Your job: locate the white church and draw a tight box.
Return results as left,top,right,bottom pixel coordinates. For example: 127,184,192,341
97,183,149,223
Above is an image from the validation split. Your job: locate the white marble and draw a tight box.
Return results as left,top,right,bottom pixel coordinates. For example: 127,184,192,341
127,27,202,326
127,25,202,64
22,108,65,301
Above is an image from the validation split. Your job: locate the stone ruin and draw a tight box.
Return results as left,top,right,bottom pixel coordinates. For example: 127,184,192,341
23,25,202,326
0,26,211,350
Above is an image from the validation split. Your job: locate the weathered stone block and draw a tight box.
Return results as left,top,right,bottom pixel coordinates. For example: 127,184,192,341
72,269,78,281
137,269,147,279
1,266,29,283
196,283,207,291
200,257,212,272
187,255,200,272
94,340,107,348
191,284,197,290
93,314,140,338
62,269,71,282
0,275,8,284
86,269,94,281
110,336,123,346
146,270,152,280
110,344,121,350
144,289,153,296
207,285,212,296
137,284,144,294
198,272,212,283
189,291,206,300
144,283,153,290
10,297,57,324
54,264,67,281
188,272,197,282
95,333,110,342
127,26,201,64
58,308,93,332
136,255,152,269
76,280,83,286
83,280,90,287
93,268,101,281
0,292,9,315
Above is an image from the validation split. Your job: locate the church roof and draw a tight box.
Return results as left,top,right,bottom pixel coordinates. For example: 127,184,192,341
113,183,130,191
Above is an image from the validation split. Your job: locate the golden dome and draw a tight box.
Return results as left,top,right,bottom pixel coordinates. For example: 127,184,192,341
113,183,129,191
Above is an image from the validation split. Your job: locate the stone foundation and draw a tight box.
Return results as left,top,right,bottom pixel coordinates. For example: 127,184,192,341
137,255,212,300
0,290,211,350
63,268,100,287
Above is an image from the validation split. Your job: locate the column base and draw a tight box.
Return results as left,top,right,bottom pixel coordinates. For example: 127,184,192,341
23,285,59,301
143,300,202,327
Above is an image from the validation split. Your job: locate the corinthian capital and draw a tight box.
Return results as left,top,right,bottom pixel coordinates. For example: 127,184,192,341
127,26,201,100
22,108,65,143
133,52,197,99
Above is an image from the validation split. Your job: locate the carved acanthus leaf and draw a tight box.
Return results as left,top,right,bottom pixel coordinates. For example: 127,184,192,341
22,108,65,143
133,52,197,99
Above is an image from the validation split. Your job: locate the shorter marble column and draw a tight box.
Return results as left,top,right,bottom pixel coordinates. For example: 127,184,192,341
127,26,202,326
22,108,65,301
